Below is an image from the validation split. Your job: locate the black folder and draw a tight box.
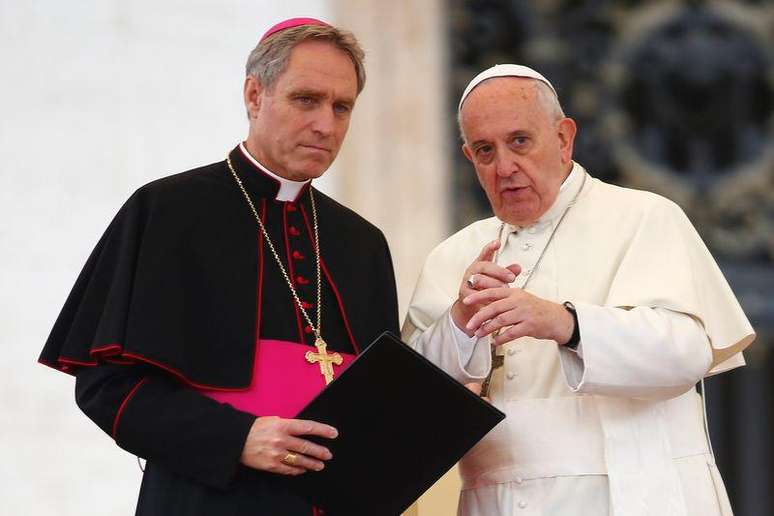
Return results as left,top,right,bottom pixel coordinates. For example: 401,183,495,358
291,331,505,515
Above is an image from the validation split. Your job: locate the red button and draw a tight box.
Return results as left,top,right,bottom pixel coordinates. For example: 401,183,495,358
288,226,301,236
296,276,310,285
304,325,314,334
287,203,297,212
301,301,314,310
292,250,305,260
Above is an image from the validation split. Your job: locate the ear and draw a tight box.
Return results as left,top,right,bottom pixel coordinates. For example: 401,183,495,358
556,117,577,165
244,76,264,119
462,142,474,163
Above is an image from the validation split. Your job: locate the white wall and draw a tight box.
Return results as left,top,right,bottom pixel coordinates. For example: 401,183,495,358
0,2,334,514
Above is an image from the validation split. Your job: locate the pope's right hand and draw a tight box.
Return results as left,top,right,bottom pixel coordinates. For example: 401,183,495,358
451,240,521,336
240,416,337,475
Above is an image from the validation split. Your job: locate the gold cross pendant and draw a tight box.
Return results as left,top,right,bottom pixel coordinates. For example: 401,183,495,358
305,337,343,385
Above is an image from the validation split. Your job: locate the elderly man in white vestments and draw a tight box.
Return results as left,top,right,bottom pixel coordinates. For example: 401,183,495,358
402,64,756,516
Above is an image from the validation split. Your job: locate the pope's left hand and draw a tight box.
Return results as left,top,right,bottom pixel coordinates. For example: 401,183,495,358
462,287,574,347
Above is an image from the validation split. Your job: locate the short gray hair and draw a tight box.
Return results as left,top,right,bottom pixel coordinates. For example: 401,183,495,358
457,78,566,142
246,24,366,94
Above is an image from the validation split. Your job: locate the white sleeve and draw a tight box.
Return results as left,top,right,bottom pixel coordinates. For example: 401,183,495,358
558,304,713,400
402,308,492,384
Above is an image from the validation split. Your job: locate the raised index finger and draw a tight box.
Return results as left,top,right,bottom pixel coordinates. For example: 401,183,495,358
475,240,500,263
286,419,339,439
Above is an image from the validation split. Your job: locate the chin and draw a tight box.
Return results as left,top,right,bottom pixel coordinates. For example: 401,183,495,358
290,162,330,181
495,204,537,225
306,166,329,179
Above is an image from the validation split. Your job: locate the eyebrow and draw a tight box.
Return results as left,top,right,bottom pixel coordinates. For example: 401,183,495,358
289,88,355,108
471,129,533,148
289,88,324,99
469,139,491,149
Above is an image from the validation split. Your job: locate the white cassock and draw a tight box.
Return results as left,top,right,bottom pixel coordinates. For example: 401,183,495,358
402,163,755,516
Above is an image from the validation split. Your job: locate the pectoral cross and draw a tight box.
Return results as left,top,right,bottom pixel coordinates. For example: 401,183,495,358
305,337,343,385
480,347,505,397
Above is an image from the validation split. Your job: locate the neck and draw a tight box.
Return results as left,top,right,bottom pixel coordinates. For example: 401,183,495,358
238,142,309,202
243,137,304,182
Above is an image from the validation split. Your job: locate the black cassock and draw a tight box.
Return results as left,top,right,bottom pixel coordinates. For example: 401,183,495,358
39,145,400,515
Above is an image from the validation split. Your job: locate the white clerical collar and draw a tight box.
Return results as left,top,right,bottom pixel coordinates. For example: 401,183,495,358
238,142,310,202
505,161,585,233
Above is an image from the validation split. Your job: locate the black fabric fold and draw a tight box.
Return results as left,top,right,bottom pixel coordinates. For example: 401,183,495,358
40,146,399,389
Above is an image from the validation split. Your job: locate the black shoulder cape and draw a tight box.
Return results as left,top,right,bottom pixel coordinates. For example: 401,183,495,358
39,147,400,389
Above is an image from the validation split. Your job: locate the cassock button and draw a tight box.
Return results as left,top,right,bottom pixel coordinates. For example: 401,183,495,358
518,500,527,509
304,325,314,334
522,242,533,251
289,226,301,236
292,250,305,260
301,300,314,310
507,347,516,356
287,203,298,212
506,371,516,380
527,226,537,234
515,476,523,485
296,275,310,285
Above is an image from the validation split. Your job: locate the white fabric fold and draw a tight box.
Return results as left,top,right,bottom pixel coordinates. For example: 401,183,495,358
559,305,713,399
401,163,752,516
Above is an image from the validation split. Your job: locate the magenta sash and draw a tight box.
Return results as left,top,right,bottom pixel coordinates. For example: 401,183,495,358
198,339,356,418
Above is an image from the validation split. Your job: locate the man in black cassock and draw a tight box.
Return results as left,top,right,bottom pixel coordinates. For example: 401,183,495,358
39,17,399,516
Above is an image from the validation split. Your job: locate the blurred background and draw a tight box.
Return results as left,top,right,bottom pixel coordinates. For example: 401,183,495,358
1,0,771,514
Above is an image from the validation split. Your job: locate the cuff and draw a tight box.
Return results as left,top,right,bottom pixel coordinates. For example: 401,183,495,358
449,311,478,364
558,313,587,391
446,310,491,379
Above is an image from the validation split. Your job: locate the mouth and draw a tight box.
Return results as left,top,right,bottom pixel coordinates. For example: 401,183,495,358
500,185,529,195
299,144,331,154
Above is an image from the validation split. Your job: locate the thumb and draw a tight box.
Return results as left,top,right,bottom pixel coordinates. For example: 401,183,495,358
506,263,522,277
465,382,482,396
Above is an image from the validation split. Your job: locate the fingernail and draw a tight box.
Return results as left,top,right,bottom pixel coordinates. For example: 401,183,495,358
316,464,325,471
507,273,515,281
330,428,339,438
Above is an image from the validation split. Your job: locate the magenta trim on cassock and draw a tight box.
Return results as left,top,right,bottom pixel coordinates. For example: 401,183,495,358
198,339,355,418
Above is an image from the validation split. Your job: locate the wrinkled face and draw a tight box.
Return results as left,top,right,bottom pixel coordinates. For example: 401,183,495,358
460,78,576,226
244,39,358,181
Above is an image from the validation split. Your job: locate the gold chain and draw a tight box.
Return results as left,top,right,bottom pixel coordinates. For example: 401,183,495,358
226,156,322,340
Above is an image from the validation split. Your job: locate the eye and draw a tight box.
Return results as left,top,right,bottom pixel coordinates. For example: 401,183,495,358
333,103,351,115
476,145,493,156
511,136,528,146
475,145,494,163
295,96,316,107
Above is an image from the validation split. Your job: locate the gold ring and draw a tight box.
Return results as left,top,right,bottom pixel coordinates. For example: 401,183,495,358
281,452,298,466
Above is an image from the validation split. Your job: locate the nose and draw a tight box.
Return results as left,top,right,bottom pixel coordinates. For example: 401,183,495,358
494,148,517,178
310,106,336,138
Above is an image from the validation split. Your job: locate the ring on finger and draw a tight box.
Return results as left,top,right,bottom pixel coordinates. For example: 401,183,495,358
281,452,298,466
466,274,478,289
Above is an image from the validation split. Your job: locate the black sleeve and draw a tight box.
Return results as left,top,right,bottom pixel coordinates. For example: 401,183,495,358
75,363,256,490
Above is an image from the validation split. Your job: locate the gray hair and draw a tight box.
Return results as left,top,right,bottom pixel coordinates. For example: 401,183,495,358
457,78,566,142
246,24,366,94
